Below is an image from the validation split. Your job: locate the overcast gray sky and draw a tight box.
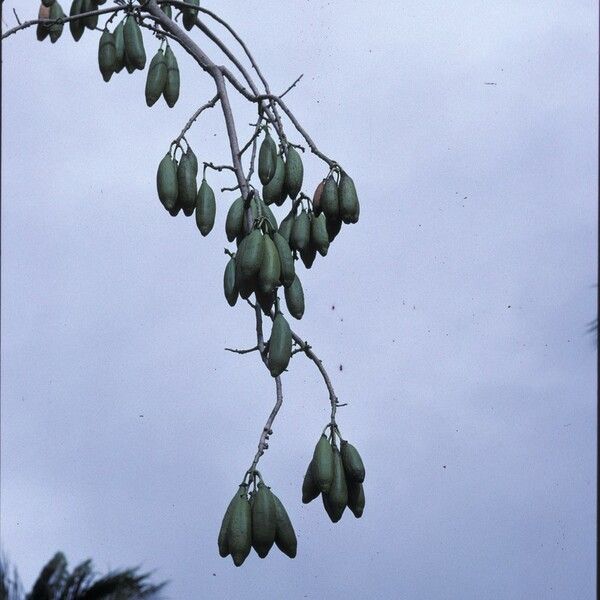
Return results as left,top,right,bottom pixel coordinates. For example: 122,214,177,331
1,1,597,598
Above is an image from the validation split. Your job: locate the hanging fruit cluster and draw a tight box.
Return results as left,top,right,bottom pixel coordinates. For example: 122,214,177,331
302,426,365,521
29,0,364,566
218,473,297,566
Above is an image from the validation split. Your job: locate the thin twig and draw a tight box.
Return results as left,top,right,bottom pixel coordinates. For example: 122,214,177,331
173,94,219,146
280,74,303,99
225,345,259,355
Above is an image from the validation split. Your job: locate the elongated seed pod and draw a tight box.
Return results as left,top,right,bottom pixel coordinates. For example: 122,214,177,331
338,171,360,224
225,197,245,243
268,313,292,377
290,209,310,251
302,461,321,504
310,212,330,256
68,0,84,42
223,257,239,307
284,146,303,199
218,486,245,558
156,153,178,211
272,232,295,288
81,0,97,30
37,4,51,42
145,49,167,107
258,235,281,295
347,480,365,518
340,440,366,483
163,45,180,107
113,20,125,72
312,434,334,493
182,0,199,30
284,274,305,320
195,179,216,236
263,155,285,205
98,30,116,82
258,130,278,185
177,152,197,214
272,493,297,559
251,483,276,558
123,14,146,70
227,488,252,566
322,446,348,523
48,2,65,43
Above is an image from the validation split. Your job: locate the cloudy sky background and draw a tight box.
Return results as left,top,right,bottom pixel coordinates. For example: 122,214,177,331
1,1,597,598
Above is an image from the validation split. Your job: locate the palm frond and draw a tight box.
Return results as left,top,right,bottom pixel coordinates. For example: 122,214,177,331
1,554,24,600
27,553,68,600
59,561,94,600
79,567,166,600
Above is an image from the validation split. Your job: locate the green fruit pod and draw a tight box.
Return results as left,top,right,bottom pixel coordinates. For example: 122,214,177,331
225,197,245,243
36,4,51,42
195,179,216,236
182,0,199,31
234,239,256,299
258,235,281,296
186,147,199,177
98,30,116,82
123,15,146,70
176,152,197,214
278,211,295,244
239,229,265,282
290,209,310,251
284,274,304,320
340,440,365,483
300,244,317,269
311,213,330,257
272,493,297,559
81,0,97,30
156,152,178,211
322,447,348,523
263,155,285,205
347,480,365,518
42,0,56,6
326,215,343,242
312,434,334,494
251,483,277,558
301,461,320,504
145,49,167,107
163,45,180,107
320,175,339,220
284,146,304,200
68,0,84,41
339,171,360,224
112,21,125,72
223,257,239,307
48,2,65,43
218,486,244,558
312,180,325,216
227,487,252,567
258,130,278,185
272,232,295,288
159,1,172,18
268,312,292,377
